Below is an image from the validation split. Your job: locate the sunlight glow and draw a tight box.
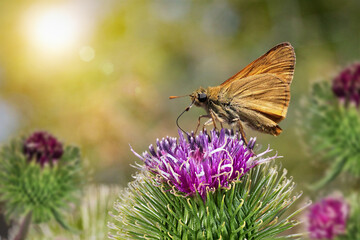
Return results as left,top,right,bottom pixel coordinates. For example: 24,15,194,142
24,5,83,55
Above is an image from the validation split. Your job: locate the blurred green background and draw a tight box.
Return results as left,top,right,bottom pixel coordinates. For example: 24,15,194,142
0,0,359,191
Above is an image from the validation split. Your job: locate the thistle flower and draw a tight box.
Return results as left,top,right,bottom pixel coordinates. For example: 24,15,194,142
132,129,276,200
332,63,360,107
23,131,63,166
0,131,85,237
300,78,360,189
307,195,349,240
109,129,307,239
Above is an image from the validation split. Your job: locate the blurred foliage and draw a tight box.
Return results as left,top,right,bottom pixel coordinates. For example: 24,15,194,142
27,185,119,240
0,0,360,190
337,193,360,240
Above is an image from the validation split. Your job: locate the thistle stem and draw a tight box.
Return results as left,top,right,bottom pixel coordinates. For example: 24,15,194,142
14,211,32,240
310,157,347,191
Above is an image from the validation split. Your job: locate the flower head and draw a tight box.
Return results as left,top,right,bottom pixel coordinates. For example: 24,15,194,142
109,162,306,240
308,195,349,239
300,80,360,189
23,131,63,166
0,131,84,225
332,62,360,106
132,129,277,199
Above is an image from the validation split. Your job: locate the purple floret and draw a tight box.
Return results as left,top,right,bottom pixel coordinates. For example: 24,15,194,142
23,131,63,166
332,63,360,107
131,129,278,199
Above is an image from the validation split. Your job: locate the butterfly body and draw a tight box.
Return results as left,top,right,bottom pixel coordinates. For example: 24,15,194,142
191,76,288,136
174,42,295,144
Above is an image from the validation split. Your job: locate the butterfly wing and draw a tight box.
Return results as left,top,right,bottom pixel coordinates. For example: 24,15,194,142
219,73,290,135
221,42,295,86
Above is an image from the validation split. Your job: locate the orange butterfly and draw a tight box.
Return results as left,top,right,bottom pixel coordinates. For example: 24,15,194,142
170,42,295,145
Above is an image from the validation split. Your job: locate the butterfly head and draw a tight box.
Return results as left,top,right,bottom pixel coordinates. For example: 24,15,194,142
190,87,208,107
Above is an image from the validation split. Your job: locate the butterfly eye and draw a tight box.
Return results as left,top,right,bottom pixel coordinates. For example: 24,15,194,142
198,93,207,102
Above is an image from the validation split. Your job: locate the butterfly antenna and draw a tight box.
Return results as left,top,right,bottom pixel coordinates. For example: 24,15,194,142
176,100,194,134
169,95,189,99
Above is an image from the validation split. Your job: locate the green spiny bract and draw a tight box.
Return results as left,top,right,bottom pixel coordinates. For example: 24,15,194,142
0,135,85,225
108,162,306,240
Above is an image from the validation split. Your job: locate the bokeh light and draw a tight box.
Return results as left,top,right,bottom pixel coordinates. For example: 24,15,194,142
79,46,95,62
0,100,19,141
101,61,114,75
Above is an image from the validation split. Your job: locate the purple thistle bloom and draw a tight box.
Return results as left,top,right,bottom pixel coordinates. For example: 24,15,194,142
308,195,349,240
332,62,360,107
23,131,63,166
131,129,278,200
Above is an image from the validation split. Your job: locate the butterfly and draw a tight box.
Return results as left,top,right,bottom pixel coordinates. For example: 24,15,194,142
170,42,295,145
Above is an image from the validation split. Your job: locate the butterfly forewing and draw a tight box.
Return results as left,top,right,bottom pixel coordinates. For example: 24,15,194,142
221,42,295,86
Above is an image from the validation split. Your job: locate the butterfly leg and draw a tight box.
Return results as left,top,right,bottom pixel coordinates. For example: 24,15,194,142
210,109,226,129
237,120,248,146
203,118,216,131
195,115,211,134
209,110,219,130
